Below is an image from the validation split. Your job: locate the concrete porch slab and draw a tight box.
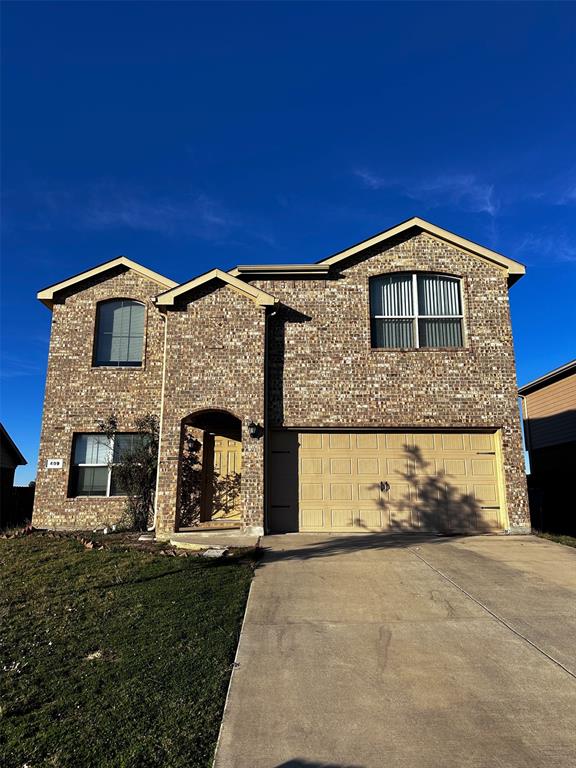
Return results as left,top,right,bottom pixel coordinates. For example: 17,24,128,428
166,531,261,549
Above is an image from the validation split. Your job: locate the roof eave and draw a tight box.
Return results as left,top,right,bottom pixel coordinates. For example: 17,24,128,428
37,257,177,310
0,424,27,466
317,216,526,285
155,268,278,308
518,360,576,395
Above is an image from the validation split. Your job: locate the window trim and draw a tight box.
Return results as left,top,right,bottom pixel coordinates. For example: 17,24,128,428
92,298,146,369
69,432,140,498
370,272,464,350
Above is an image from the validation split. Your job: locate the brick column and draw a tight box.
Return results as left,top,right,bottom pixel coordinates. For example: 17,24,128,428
155,415,181,539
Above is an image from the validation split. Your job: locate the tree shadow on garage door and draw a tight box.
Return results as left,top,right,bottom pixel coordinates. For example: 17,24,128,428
391,444,492,534
264,444,493,561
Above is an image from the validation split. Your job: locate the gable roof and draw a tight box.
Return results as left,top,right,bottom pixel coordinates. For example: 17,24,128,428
155,268,277,307
518,359,576,396
317,216,526,284
37,256,178,309
0,423,27,466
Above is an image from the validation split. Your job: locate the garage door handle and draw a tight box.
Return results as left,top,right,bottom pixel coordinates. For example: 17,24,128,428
380,481,390,493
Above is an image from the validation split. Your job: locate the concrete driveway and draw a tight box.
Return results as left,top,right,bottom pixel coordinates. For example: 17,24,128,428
214,534,576,768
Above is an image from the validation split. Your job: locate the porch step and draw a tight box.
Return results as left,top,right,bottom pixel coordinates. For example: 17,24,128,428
166,531,260,550
179,523,242,532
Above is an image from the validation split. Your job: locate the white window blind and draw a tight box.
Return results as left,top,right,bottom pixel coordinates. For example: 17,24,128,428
371,273,463,349
94,300,145,366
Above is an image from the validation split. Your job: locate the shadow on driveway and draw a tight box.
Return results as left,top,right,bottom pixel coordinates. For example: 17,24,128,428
275,761,363,768
260,531,472,563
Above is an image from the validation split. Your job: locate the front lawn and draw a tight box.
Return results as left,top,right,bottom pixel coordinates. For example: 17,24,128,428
0,534,253,768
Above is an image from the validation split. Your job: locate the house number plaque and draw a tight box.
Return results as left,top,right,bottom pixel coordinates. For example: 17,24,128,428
46,459,64,469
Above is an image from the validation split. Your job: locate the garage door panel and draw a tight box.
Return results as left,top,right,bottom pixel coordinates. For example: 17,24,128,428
356,433,379,450
442,433,466,451
385,433,411,450
450,482,471,499
301,457,322,475
473,483,498,503
479,508,501,530
387,457,409,476
329,434,351,450
301,483,323,500
469,433,494,450
300,433,323,450
331,509,354,528
443,459,467,478
390,507,415,529
413,433,436,450
357,457,379,474
330,483,353,501
358,482,380,501
300,508,324,529
356,508,383,529
330,458,352,475
471,459,496,477
284,430,503,534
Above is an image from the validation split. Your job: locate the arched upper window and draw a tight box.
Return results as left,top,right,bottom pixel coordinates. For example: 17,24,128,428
93,299,145,367
370,273,463,349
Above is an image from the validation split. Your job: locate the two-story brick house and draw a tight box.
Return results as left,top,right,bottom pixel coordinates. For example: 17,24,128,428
33,217,530,537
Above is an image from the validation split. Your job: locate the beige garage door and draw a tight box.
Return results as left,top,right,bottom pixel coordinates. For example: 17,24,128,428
294,431,504,533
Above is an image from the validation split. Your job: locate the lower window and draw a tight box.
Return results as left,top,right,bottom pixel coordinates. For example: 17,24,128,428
69,433,142,497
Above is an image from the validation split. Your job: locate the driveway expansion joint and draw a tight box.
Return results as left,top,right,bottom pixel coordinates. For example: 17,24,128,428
409,547,576,681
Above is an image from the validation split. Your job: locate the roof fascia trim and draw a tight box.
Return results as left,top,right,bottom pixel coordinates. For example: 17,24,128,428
155,268,277,307
518,360,576,395
229,264,331,277
317,216,526,283
0,423,27,465
37,257,177,309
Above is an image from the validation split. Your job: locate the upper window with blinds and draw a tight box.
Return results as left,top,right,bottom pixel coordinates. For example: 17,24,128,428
370,273,464,349
93,299,145,366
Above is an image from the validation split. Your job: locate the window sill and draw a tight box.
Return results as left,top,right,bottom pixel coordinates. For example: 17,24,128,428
66,496,127,501
370,346,468,352
91,365,145,371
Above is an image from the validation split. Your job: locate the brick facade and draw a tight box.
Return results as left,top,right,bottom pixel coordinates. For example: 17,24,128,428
33,229,530,534
33,268,165,529
255,232,529,530
155,285,266,537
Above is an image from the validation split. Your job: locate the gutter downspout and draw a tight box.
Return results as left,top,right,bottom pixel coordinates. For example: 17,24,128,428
520,394,531,454
150,306,168,532
262,304,277,536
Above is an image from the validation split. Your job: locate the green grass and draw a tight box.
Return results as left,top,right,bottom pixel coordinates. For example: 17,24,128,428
0,535,253,768
536,532,576,548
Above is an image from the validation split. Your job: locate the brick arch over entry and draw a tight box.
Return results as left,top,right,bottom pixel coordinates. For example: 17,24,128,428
183,409,242,442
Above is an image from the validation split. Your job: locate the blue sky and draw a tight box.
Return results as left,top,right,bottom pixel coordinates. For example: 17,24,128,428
1,1,575,484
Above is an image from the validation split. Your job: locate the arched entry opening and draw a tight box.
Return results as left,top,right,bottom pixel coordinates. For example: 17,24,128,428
177,409,242,530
